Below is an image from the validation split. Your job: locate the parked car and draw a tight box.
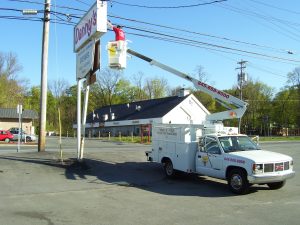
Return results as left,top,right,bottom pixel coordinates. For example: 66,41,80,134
0,130,14,142
9,128,37,142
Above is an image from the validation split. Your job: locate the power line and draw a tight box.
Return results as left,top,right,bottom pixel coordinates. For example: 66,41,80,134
124,25,300,64
108,14,294,55
125,30,299,66
3,0,45,5
249,0,300,15
111,0,228,9
216,2,300,42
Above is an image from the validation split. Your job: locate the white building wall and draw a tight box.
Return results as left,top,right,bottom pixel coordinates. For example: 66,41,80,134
162,95,209,125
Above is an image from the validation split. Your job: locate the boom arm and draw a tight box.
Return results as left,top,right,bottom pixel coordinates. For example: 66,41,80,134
127,49,248,121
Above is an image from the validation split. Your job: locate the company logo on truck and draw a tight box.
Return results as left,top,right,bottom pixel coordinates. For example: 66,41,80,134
197,81,230,99
156,128,177,136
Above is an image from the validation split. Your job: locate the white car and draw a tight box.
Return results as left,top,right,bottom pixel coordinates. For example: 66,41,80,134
9,130,37,142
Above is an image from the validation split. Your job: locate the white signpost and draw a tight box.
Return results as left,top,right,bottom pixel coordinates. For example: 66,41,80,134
17,104,22,152
75,0,107,161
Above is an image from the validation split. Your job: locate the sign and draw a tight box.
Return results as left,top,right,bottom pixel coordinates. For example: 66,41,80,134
74,0,107,52
76,39,101,80
17,104,23,114
76,40,94,79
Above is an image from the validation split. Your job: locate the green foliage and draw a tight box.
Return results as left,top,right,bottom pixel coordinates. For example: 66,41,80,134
2,51,300,137
0,51,26,107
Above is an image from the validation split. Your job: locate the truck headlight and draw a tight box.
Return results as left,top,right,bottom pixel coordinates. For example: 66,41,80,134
252,163,263,174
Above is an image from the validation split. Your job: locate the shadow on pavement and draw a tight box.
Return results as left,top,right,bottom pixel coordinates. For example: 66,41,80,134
0,153,267,197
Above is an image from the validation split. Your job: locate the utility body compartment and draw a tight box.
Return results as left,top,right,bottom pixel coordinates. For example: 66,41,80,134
149,124,203,173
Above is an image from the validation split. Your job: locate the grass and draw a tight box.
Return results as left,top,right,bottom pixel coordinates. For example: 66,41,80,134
88,135,300,143
258,136,300,142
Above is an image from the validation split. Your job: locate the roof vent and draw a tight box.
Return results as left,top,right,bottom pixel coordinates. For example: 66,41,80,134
110,113,115,120
103,114,108,121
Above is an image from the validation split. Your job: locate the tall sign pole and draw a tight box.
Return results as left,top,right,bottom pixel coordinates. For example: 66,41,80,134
38,0,51,152
74,0,107,160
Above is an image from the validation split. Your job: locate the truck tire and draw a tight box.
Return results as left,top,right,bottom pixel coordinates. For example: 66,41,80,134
164,160,176,178
267,181,286,190
228,169,249,194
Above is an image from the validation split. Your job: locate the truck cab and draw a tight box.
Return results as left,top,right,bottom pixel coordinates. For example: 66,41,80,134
196,134,294,193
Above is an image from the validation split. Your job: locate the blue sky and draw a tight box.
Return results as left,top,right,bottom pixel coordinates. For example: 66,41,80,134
1,0,300,93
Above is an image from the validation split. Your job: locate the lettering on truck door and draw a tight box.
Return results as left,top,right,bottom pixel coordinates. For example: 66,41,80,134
196,136,224,178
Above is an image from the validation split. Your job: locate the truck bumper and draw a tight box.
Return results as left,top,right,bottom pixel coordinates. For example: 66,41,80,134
248,171,295,184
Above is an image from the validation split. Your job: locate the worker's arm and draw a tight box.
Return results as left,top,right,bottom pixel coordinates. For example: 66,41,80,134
107,20,113,29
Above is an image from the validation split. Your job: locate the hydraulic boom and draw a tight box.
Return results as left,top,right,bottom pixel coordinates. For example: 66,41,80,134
127,49,248,122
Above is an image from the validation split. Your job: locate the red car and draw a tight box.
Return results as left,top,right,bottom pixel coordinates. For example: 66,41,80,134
0,130,14,142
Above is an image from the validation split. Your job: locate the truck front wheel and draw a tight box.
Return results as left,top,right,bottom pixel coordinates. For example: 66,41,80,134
267,181,286,190
228,169,249,194
164,160,175,178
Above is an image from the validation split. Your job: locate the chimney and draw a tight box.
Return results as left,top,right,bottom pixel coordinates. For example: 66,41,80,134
178,88,190,97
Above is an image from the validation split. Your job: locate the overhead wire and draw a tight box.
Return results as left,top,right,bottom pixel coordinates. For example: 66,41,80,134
216,2,300,42
2,0,299,78
111,0,228,9
248,0,300,15
123,25,300,64
108,14,295,55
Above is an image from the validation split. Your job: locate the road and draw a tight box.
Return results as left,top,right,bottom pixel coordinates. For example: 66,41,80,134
0,138,299,225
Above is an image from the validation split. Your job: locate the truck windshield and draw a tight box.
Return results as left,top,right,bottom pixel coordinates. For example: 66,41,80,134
218,136,260,153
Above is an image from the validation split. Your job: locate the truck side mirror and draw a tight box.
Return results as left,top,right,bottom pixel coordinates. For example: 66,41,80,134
199,138,204,147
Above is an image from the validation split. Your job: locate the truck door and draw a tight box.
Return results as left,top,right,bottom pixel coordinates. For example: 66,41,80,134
196,136,224,178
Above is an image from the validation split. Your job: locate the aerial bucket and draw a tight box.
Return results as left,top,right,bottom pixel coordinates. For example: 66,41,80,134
107,41,127,69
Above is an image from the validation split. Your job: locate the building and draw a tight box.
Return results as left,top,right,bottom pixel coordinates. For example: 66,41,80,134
78,90,210,137
0,108,38,134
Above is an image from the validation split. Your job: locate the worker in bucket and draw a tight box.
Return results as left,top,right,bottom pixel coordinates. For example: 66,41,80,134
107,20,125,41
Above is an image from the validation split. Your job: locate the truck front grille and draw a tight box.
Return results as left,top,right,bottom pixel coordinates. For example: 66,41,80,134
264,162,289,173
264,163,274,172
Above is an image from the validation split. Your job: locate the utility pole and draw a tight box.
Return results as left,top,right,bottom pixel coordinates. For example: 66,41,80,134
236,60,247,133
236,60,247,100
38,0,51,152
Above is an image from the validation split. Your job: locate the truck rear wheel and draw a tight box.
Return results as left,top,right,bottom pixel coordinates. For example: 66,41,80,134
267,181,286,190
228,169,249,194
164,160,175,178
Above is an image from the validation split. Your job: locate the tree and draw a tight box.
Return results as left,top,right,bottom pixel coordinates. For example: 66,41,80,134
144,77,168,99
131,71,147,100
95,68,122,106
49,78,69,105
271,88,297,129
0,51,27,108
287,67,300,127
239,79,274,135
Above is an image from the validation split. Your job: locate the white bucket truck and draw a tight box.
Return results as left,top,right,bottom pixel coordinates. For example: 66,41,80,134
125,49,295,194
147,123,294,194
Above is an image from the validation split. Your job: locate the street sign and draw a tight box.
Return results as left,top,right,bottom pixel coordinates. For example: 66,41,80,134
76,39,101,80
74,0,107,52
17,104,22,114
76,40,94,80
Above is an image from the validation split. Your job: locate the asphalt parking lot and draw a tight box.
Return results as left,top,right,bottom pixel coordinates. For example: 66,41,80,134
0,138,299,225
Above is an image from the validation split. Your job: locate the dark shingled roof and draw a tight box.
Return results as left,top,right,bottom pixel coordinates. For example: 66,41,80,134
86,95,190,124
0,108,38,119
